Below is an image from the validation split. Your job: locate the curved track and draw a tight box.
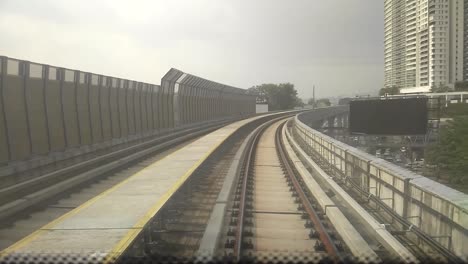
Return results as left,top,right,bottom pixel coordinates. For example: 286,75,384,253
225,120,346,261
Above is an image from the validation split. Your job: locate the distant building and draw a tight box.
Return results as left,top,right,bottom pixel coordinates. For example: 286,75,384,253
400,86,431,94
255,95,269,113
383,91,468,104
256,104,268,113
384,0,465,90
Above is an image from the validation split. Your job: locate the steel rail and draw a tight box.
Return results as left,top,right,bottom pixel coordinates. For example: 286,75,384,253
232,116,291,260
233,118,341,261
232,118,268,260
276,121,341,260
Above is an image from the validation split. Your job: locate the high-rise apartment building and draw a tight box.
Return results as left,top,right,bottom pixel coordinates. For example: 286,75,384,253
385,0,407,88
384,0,465,92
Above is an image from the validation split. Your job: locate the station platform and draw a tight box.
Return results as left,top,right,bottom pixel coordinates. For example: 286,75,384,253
0,114,273,261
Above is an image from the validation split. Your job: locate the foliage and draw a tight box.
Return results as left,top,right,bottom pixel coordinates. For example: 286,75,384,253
338,97,352,105
307,98,330,108
316,98,331,107
425,116,468,184
440,104,468,118
431,84,451,93
455,81,468,91
295,97,305,108
246,88,268,104
379,86,399,96
248,83,301,110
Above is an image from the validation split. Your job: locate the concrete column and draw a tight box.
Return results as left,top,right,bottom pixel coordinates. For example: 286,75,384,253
328,117,335,128
340,115,346,127
321,120,327,129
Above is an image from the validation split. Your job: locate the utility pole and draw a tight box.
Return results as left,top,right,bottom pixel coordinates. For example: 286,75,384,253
313,85,316,109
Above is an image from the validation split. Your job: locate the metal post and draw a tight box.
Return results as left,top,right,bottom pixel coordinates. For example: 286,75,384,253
313,85,315,109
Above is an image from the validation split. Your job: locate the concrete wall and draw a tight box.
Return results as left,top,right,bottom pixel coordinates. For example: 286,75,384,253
293,109,468,258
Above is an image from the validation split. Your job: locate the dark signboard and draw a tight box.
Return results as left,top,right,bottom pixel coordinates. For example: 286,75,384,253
349,98,428,135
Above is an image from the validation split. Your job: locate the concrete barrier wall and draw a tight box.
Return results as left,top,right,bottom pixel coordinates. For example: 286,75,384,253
109,78,120,139
62,69,80,148
25,63,49,155
117,79,128,138
89,74,102,144
76,72,92,146
0,56,256,169
45,66,66,152
126,80,136,135
100,76,112,141
133,82,142,135
145,84,154,134
0,60,8,164
151,85,160,132
293,109,468,257
3,59,31,161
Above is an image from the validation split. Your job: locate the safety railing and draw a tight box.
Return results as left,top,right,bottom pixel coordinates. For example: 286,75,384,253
292,110,468,258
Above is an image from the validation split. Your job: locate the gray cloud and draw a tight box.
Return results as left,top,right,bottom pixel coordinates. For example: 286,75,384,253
0,0,383,99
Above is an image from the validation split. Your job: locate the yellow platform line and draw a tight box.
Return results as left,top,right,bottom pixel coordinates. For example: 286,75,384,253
104,145,218,263
0,122,239,261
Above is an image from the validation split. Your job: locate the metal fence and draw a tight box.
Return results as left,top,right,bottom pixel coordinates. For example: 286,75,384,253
0,56,256,165
162,68,255,128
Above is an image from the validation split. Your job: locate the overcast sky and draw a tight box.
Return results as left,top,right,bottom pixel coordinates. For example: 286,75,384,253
0,0,383,99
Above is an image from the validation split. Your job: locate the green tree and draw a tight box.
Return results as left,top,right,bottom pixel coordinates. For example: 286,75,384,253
307,98,330,108
455,81,468,91
426,116,468,184
379,86,399,96
248,83,299,111
316,98,331,107
441,104,468,118
338,97,352,105
295,96,305,108
431,84,451,93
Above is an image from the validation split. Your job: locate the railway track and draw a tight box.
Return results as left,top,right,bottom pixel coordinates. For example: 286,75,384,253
224,119,347,262
1,113,391,263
